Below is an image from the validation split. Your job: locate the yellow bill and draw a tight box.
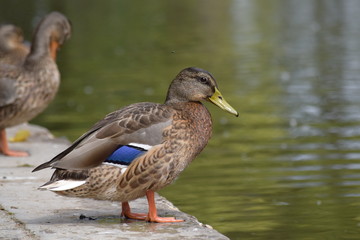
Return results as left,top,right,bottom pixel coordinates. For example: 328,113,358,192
208,88,239,117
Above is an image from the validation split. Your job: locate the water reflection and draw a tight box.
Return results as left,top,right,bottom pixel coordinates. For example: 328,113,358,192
1,0,360,239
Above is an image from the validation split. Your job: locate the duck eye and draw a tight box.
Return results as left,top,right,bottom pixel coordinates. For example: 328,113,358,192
197,76,209,84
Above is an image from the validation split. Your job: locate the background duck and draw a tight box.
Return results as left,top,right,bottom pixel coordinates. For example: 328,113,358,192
0,24,29,66
0,12,71,157
33,67,238,223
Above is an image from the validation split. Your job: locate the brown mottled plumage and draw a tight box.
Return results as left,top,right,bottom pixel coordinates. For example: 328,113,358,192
0,12,71,156
33,67,238,222
0,24,29,65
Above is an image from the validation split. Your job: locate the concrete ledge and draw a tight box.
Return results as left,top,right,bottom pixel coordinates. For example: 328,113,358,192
0,124,228,240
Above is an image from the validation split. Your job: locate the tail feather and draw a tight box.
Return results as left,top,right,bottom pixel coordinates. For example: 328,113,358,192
32,161,52,172
39,180,86,191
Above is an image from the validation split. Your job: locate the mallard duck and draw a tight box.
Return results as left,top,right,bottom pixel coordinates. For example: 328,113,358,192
0,24,29,65
0,12,71,157
33,67,238,222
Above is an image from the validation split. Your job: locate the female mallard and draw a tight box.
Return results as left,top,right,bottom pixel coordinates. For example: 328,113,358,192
0,24,29,65
33,67,238,222
0,12,71,157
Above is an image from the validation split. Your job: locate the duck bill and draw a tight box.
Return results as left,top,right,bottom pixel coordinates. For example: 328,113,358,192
208,88,239,117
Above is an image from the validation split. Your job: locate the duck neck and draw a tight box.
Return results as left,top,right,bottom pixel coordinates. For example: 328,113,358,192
165,80,191,103
24,29,55,67
171,101,212,148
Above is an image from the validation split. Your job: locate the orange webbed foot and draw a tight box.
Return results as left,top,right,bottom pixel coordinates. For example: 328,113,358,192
1,149,29,157
146,215,184,223
121,202,147,220
0,130,29,157
145,190,184,223
121,192,185,223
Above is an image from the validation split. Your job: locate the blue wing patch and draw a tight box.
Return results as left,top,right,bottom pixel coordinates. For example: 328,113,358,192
105,145,147,165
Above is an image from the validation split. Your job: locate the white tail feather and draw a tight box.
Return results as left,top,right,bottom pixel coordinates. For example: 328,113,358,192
39,180,87,191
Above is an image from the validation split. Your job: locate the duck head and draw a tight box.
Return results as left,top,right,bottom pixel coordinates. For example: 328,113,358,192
0,24,24,52
29,11,72,61
166,67,239,117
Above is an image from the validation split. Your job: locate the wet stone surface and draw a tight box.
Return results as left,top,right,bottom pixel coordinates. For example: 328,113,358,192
0,124,228,240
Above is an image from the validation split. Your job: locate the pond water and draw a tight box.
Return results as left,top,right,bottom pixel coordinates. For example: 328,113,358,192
2,0,360,239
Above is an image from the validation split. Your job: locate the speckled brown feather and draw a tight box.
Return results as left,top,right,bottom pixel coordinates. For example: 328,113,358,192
117,102,212,200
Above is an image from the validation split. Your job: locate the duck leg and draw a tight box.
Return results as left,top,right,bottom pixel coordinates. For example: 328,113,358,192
145,190,184,223
0,129,28,157
121,201,147,220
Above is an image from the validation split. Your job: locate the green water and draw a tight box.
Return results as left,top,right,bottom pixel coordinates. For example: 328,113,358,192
2,0,360,239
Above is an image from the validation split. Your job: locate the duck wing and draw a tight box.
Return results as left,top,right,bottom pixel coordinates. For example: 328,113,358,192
33,102,174,172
